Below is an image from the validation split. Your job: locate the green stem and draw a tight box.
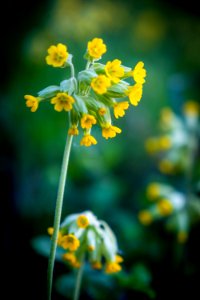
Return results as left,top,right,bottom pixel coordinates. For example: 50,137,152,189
47,133,73,300
73,258,85,300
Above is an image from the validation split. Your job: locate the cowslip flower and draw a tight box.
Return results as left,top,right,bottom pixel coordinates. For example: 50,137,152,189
25,37,146,148
132,61,146,84
51,92,75,112
91,75,111,94
87,37,107,60
24,95,40,112
105,59,125,83
46,43,69,67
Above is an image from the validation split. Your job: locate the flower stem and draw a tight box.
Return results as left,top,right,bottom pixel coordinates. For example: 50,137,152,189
73,258,85,300
47,133,73,300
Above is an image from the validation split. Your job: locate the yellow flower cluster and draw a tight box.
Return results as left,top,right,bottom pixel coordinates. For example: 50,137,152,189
48,211,123,273
24,37,147,147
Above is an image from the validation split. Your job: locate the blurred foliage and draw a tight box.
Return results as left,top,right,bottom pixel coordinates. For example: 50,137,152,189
1,0,200,299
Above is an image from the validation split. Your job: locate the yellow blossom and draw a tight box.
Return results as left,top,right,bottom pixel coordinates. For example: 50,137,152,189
80,134,97,147
183,100,199,116
87,38,107,59
88,245,95,251
157,199,173,216
113,101,129,118
127,83,143,106
145,137,159,154
105,59,124,83
46,43,68,67
138,210,153,225
98,107,107,115
159,159,175,174
81,114,97,129
105,261,122,274
158,136,171,150
76,215,90,228
60,234,80,251
47,227,63,246
68,125,79,135
132,61,146,84
91,75,111,94
51,92,75,112
146,183,160,200
24,95,39,112
160,108,174,124
62,252,77,264
92,261,102,269
115,255,123,263
102,123,122,139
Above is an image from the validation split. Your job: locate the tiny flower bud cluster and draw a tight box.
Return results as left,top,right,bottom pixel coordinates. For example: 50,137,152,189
24,37,146,146
48,211,123,273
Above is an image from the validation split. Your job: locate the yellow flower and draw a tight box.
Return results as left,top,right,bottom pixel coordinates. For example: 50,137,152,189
68,125,79,135
158,159,175,174
160,108,174,124
24,95,39,112
115,255,123,263
138,210,153,225
183,100,199,116
47,227,63,246
91,75,111,94
146,183,160,200
132,61,146,84
113,101,129,118
105,261,122,274
81,114,97,129
88,245,95,251
98,107,107,115
92,261,102,269
80,134,97,147
127,84,143,106
51,92,75,112
157,199,173,216
102,123,122,139
105,59,124,83
76,215,90,228
87,38,107,59
177,231,188,243
60,234,80,251
46,43,68,67
158,136,171,150
145,137,159,154
62,252,77,264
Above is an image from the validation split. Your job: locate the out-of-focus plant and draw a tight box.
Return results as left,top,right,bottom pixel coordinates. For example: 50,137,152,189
139,101,200,243
24,37,146,299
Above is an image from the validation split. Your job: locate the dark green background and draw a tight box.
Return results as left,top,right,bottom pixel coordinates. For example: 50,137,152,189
1,0,200,299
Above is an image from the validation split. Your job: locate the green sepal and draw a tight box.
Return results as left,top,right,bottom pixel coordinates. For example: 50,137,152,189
73,94,88,114
107,81,129,98
92,63,105,73
78,69,97,84
37,85,60,98
60,78,77,95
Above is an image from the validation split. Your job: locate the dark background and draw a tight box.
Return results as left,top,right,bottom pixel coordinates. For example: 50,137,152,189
1,0,200,299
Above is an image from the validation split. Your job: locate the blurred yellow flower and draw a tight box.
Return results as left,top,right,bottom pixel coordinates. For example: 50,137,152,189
80,134,97,147
51,92,75,112
138,210,153,225
102,124,122,139
105,59,124,83
132,61,146,84
81,114,97,129
24,95,39,112
60,234,80,251
87,37,107,59
127,84,143,106
91,75,111,94
183,100,199,116
76,215,90,228
113,101,129,119
157,199,173,216
105,261,122,274
146,183,160,200
68,125,79,135
46,43,68,67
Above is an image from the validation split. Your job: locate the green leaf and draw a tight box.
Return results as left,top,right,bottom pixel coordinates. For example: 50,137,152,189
38,85,60,98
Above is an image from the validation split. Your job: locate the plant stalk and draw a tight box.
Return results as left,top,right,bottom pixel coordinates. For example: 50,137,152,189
47,133,73,300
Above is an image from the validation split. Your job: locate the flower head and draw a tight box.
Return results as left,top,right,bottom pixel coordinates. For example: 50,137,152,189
60,234,80,251
105,59,124,83
46,43,69,67
138,210,153,225
24,95,39,112
91,75,111,94
105,260,122,274
132,61,146,84
113,101,129,118
80,134,97,147
183,100,199,117
157,199,173,216
51,93,75,112
87,38,107,60
102,124,122,139
68,125,79,135
127,84,143,106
